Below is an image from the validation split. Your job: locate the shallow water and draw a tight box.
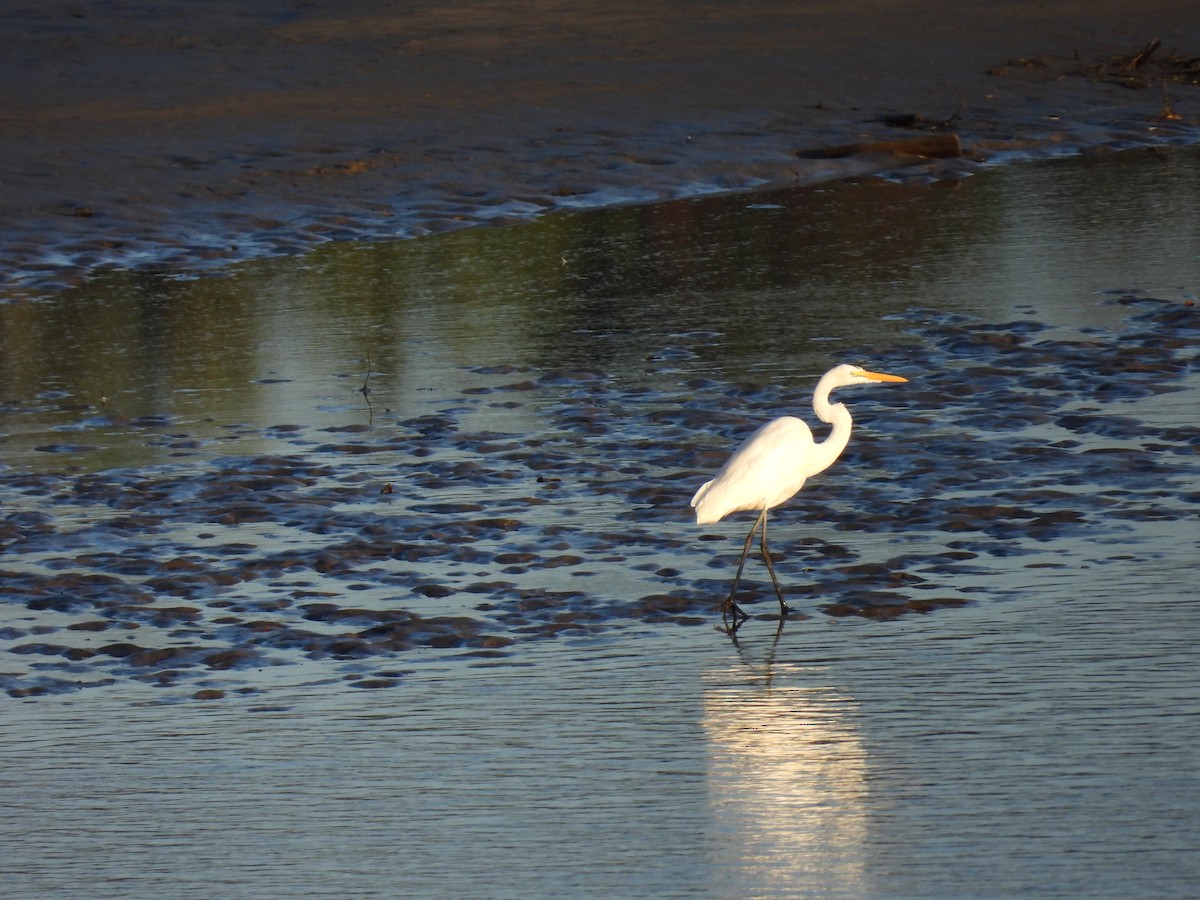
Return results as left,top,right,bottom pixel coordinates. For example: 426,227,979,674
3,148,1200,897
3,146,1198,469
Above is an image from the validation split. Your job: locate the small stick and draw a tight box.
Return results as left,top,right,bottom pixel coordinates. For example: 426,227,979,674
361,348,374,417
1122,37,1161,73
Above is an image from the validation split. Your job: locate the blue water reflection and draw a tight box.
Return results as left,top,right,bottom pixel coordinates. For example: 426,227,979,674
2,149,1200,898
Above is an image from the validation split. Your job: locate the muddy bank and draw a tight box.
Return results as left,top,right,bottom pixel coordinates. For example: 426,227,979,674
2,1,1199,297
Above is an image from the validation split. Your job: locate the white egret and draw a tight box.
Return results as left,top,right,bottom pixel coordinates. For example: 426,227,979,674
691,363,908,621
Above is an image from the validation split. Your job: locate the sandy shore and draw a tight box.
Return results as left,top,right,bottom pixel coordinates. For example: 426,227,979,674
2,1,1198,297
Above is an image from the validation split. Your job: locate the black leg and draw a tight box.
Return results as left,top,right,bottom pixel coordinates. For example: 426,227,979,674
718,508,765,622
758,509,791,617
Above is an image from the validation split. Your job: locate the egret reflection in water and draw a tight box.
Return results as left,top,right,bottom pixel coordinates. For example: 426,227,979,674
702,627,869,894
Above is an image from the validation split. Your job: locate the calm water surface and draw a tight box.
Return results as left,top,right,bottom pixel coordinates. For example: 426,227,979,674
3,148,1200,898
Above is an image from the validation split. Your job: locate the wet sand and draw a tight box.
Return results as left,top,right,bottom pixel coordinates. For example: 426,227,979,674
2,0,1199,296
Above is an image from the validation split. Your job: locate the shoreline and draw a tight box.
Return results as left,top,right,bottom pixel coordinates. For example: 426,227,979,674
2,1,1199,298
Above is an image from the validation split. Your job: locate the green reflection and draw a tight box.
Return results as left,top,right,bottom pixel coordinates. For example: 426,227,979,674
2,147,1198,471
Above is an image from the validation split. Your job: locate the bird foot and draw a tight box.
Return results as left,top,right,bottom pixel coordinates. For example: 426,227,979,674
718,597,750,623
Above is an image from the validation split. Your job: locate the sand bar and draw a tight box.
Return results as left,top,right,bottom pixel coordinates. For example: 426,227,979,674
2,1,1198,297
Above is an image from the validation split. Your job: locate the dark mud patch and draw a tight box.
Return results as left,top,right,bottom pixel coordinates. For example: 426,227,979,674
2,297,1198,697
5,4,1200,299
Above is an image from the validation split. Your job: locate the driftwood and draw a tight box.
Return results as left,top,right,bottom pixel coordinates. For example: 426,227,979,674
989,38,1199,90
797,133,962,161
1089,37,1200,88
1119,37,1162,73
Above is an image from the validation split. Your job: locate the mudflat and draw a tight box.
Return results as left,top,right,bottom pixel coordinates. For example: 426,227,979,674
2,1,1198,295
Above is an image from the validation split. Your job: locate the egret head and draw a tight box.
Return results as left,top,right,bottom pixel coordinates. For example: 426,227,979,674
833,364,909,387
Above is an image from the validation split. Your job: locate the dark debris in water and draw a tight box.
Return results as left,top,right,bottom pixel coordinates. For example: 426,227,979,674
2,298,1199,698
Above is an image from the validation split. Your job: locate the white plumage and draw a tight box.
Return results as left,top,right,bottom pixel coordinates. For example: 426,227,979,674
692,417,815,524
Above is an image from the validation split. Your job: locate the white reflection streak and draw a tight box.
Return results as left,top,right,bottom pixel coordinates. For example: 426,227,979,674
702,634,868,896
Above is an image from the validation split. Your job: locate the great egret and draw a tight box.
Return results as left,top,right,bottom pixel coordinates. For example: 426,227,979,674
691,363,908,622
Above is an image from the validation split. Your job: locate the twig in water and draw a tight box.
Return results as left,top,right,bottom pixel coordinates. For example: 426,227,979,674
1154,81,1182,121
360,348,374,426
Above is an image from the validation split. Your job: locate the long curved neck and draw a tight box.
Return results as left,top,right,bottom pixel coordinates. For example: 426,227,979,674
810,371,854,476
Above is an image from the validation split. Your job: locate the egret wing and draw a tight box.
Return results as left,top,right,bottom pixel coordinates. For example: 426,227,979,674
692,417,815,523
